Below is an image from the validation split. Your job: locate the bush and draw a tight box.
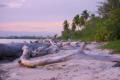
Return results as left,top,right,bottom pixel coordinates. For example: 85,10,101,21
95,25,114,41
101,40,120,53
95,8,120,41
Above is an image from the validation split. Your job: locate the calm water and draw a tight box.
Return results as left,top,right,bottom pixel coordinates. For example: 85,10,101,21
0,39,38,44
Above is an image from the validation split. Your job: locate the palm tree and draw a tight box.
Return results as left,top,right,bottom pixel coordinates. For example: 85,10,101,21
82,10,89,21
71,22,76,31
98,0,120,18
63,20,69,32
62,20,70,40
73,14,80,30
108,0,120,9
79,16,85,28
81,10,89,27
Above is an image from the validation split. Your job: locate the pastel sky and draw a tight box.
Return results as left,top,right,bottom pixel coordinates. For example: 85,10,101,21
0,0,104,36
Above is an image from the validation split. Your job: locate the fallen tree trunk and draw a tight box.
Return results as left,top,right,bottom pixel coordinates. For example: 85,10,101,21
0,40,79,60
19,42,86,68
0,43,45,60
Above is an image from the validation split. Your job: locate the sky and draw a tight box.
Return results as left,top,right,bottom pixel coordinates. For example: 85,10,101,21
0,0,104,36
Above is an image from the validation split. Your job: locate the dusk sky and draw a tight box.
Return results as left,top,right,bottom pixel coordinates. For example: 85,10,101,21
0,0,104,36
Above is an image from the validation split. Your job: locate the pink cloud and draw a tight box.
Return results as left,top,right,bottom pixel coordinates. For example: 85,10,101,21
0,21,63,33
0,0,26,8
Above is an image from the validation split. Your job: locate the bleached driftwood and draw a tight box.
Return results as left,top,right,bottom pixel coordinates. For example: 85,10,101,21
0,43,43,60
0,39,79,60
19,42,86,68
0,39,58,60
31,39,60,57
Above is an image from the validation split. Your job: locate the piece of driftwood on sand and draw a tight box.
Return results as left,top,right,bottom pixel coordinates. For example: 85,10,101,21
0,42,50,60
0,39,78,60
19,42,86,68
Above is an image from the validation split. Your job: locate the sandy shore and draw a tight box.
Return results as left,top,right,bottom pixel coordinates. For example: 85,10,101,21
1,43,120,80
0,66,4,80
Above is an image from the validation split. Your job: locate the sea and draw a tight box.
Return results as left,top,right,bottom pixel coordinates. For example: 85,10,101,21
0,39,38,44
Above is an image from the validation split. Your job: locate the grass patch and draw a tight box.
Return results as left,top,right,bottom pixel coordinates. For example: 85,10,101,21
101,40,120,53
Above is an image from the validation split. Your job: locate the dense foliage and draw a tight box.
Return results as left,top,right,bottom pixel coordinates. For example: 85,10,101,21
61,0,120,41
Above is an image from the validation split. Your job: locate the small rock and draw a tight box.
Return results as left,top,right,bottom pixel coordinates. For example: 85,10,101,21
113,63,120,67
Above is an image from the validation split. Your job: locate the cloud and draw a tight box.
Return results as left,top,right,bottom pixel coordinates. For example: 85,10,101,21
0,0,26,8
0,21,63,34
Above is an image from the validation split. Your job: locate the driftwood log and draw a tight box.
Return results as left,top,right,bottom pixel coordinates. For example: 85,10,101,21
0,43,49,60
0,39,79,60
19,42,86,68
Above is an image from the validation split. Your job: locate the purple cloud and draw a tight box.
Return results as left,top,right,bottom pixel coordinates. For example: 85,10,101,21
0,0,26,8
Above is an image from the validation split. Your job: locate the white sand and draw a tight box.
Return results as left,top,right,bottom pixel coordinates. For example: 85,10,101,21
1,43,120,80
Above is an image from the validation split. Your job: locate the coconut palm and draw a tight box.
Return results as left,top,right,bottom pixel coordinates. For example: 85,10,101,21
79,16,85,28
63,20,69,32
73,14,80,30
82,10,89,21
71,22,76,31
98,0,120,18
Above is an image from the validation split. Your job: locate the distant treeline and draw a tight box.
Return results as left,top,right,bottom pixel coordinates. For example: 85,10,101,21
0,36,50,39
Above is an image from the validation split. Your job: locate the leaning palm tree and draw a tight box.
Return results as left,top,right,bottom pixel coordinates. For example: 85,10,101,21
98,0,120,18
62,20,70,39
71,22,76,32
107,0,120,10
82,10,89,21
73,14,80,30
81,10,89,27
63,20,69,32
79,16,85,29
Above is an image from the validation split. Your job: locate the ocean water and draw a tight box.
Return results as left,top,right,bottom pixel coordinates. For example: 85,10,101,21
0,39,38,44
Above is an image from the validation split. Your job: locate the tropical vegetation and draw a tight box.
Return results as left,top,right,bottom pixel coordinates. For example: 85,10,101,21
61,0,120,52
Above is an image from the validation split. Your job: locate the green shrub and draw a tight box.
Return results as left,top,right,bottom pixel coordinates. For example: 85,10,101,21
101,40,120,53
95,8,120,41
61,31,69,40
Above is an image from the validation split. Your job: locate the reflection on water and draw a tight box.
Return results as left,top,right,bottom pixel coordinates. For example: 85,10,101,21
0,39,38,44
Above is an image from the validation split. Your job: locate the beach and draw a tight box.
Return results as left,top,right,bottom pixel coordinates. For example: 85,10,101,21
0,42,120,80
1,0,120,79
